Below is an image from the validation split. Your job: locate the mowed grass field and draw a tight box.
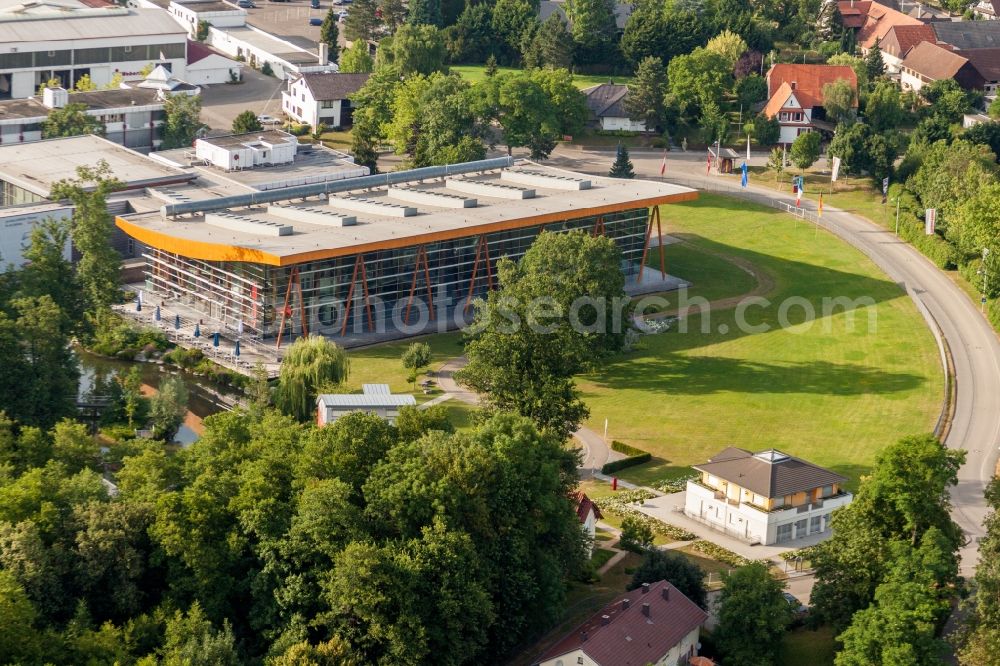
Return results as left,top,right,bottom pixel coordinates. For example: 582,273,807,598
450,64,630,89
577,194,943,488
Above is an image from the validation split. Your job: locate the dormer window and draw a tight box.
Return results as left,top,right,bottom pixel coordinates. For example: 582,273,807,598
790,81,797,90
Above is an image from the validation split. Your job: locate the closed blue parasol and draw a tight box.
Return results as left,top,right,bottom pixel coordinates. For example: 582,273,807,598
194,323,201,337
213,332,220,347
234,339,241,357
174,314,180,330
155,305,161,321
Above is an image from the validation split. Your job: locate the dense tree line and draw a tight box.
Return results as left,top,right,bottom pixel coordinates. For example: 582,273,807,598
0,406,587,664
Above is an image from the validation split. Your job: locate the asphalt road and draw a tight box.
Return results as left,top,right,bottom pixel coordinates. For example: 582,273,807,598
199,66,287,134
549,146,1000,576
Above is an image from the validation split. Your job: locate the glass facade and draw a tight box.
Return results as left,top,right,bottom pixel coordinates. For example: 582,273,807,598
143,206,651,341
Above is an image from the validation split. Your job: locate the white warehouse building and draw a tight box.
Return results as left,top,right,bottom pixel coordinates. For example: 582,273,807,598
0,1,188,100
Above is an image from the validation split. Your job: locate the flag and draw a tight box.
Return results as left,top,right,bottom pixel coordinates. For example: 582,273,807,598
659,150,667,176
881,176,889,204
818,194,824,217
747,135,751,161
796,189,801,207
740,161,748,188
706,150,712,175
831,156,841,182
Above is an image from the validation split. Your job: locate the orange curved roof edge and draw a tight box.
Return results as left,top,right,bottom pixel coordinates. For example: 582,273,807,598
116,191,698,267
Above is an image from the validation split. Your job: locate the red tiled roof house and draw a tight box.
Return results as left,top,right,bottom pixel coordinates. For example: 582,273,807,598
534,580,708,666
573,491,603,556
763,64,858,145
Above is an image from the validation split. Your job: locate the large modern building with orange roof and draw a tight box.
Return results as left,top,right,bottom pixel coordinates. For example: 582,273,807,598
115,146,697,346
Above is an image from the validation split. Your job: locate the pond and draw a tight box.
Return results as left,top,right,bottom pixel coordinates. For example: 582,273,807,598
75,348,233,446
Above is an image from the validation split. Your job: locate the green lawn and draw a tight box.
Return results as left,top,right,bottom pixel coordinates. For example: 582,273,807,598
578,194,943,489
450,64,630,89
653,236,759,304
780,626,838,666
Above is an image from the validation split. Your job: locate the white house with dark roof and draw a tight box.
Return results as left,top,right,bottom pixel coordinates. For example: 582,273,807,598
316,383,416,426
684,447,852,546
581,82,646,132
281,72,370,130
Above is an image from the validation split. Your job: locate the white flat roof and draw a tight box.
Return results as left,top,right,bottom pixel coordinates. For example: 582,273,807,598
117,163,698,266
0,135,193,197
0,8,186,43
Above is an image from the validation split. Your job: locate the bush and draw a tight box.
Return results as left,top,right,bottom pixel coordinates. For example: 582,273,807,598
688,540,754,568
653,472,700,494
89,313,170,359
162,346,205,370
593,491,697,541
261,61,274,77
601,452,652,474
286,122,311,136
620,515,655,552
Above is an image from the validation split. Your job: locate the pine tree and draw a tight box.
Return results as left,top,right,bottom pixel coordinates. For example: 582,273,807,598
320,8,340,63
609,144,635,179
866,39,885,83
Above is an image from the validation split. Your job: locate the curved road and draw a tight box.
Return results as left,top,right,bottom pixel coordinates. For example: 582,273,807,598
549,147,1000,575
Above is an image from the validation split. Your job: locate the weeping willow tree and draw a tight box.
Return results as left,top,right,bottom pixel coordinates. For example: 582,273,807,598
275,335,350,421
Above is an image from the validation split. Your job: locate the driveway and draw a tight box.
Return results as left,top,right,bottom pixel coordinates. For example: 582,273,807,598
199,67,287,133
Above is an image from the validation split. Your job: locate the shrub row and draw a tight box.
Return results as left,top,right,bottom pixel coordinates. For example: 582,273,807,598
610,440,648,457
652,473,700,494
688,540,754,568
601,452,651,474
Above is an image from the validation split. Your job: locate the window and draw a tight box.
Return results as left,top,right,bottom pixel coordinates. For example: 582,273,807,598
772,496,784,509
820,484,833,498
810,515,822,533
776,524,793,543
793,112,802,121
780,112,789,121
795,519,807,537
577,658,584,665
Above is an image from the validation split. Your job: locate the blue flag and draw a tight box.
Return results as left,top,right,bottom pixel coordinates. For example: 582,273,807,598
740,162,748,188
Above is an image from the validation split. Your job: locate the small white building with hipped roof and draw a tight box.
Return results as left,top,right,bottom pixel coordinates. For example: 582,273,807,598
316,383,416,426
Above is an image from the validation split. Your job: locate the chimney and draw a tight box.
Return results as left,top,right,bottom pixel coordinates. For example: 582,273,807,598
642,602,651,617
642,583,650,594
42,86,68,110
622,598,631,610
319,42,329,65
600,615,611,626
661,586,670,601
580,631,588,642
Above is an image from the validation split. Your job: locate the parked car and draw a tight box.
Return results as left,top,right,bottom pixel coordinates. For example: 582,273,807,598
257,114,279,125
310,0,320,7
308,17,323,25
337,10,347,20
236,0,255,7
783,593,808,617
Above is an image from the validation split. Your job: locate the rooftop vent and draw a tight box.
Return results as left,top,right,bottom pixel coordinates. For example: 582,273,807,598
600,615,611,626
642,602,651,617
445,177,535,200
268,204,356,227
500,169,591,191
662,586,670,601
642,583,650,594
388,186,477,209
622,598,631,610
329,195,417,218
205,212,292,237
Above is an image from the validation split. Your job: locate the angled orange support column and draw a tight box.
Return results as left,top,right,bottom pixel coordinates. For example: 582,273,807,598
340,255,363,336
482,236,494,291
405,246,436,324
357,255,375,331
653,206,666,277
275,268,297,348
592,215,606,237
637,207,656,284
464,236,485,313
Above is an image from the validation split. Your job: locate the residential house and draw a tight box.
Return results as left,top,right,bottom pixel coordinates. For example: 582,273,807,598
282,72,370,130
900,41,986,93
763,64,858,144
316,383,416,426
573,491,603,556
185,40,243,85
533,580,708,666
964,48,1000,97
684,447,853,545
931,20,1000,50
879,24,936,75
837,0,923,53
974,0,1000,20
581,82,645,132
0,86,167,151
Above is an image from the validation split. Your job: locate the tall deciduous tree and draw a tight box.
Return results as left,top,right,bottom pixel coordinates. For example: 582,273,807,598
42,103,104,139
458,231,627,439
705,29,748,68
958,478,1000,665
529,68,589,138
407,0,442,26
50,161,124,312
822,78,857,124
865,80,905,132
565,0,617,65
480,72,559,158
340,39,375,73
375,23,447,75
628,549,707,609
714,561,793,666
275,335,350,422
160,93,204,149
789,130,821,171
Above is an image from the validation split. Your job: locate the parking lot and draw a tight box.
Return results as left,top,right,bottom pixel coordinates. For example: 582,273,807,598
242,0,348,51
200,67,287,133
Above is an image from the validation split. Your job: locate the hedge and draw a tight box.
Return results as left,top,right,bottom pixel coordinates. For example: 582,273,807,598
602,452,651,474
610,440,648,457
